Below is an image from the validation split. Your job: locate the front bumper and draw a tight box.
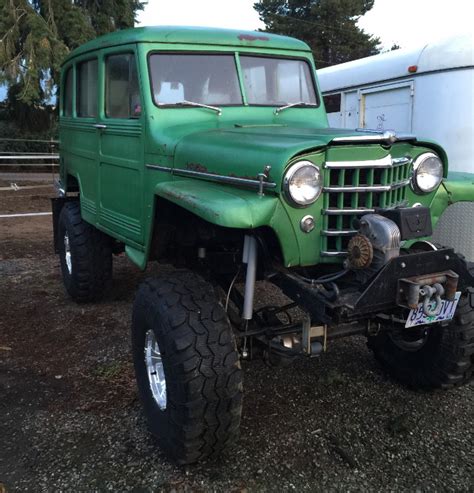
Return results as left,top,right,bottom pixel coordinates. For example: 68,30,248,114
272,249,474,323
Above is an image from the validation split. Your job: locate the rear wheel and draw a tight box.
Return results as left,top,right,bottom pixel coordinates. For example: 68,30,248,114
131,270,243,464
58,201,112,302
368,289,474,389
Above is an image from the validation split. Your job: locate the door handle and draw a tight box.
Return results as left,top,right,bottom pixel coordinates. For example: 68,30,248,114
93,124,107,130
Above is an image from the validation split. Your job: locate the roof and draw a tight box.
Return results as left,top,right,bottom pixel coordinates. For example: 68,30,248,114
318,32,474,92
63,26,311,63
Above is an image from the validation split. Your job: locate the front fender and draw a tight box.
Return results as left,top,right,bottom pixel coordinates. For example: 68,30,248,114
154,179,300,266
154,179,277,228
431,172,474,226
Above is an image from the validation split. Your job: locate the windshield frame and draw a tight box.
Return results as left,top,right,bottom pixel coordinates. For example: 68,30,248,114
146,50,320,110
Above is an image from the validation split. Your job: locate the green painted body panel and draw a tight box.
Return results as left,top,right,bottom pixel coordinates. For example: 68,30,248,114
59,27,452,270
431,172,474,226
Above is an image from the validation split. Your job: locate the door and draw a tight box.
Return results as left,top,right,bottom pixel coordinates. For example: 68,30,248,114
97,49,144,245
343,90,359,128
360,82,414,133
71,57,100,223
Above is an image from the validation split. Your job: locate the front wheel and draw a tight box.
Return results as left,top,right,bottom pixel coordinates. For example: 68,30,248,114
131,271,243,465
368,290,474,389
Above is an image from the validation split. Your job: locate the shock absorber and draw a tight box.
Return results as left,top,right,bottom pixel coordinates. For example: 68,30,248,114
242,235,258,321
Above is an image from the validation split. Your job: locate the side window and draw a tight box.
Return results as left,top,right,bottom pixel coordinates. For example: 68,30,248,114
63,68,73,117
323,93,342,113
77,59,98,117
105,53,141,118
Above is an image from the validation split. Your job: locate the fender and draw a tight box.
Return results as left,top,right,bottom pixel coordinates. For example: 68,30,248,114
153,179,300,266
431,172,474,226
154,179,278,228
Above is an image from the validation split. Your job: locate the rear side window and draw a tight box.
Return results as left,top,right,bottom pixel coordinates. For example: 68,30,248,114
106,54,141,118
63,68,73,117
77,59,98,117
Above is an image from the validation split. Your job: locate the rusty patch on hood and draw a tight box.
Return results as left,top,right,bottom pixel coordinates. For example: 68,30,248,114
186,162,209,173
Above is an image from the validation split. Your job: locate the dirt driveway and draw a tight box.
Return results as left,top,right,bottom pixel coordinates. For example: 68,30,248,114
1,175,473,492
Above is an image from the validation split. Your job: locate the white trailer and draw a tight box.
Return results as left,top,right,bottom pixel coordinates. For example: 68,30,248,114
318,33,473,174
318,33,474,260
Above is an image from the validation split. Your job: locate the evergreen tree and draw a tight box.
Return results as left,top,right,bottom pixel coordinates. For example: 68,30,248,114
0,0,144,124
254,0,380,68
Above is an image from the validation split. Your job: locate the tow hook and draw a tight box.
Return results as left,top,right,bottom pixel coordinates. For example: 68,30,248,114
397,270,459,313
420,283,445,316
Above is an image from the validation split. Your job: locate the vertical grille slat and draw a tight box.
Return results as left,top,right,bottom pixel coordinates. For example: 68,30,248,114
322,155,412,257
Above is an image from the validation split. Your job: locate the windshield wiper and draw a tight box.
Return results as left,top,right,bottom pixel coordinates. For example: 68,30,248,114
172,100,222,115
274,101,318,115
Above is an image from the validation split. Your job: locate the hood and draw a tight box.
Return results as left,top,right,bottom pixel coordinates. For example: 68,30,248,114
173,125,365,188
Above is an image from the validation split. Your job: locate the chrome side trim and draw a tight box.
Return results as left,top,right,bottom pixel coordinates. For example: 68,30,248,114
321,251,348,257
146,164,277,190
147,164,173,172
323,208,375,215
322,229,357,236
331,132,417,144
324,155,411,169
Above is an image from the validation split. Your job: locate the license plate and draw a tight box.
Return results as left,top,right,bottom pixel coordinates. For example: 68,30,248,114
405,291,461,328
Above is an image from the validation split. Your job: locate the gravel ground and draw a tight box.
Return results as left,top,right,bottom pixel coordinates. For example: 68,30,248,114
1,176,473,492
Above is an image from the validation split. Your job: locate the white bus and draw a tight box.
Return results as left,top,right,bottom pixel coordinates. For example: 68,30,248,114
318,33,474,260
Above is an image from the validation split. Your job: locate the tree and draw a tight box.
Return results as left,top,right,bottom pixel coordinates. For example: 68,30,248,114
254,0,381,68
0,0,144,129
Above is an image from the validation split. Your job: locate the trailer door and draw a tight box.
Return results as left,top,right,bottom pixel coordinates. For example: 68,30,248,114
360,82,413,133
343,91,359,128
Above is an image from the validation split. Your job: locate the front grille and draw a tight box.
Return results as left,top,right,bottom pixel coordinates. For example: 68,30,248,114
321,155,412,257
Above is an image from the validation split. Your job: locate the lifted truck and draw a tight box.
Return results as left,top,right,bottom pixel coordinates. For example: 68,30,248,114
52,26,474,465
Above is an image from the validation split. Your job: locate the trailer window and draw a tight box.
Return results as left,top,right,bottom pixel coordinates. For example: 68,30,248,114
77,59,98,118
63,68,73,117
106,54,141,118
323,93,341,113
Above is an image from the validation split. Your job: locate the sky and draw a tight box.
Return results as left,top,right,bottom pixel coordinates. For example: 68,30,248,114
137,0,474,50
1,0,471,102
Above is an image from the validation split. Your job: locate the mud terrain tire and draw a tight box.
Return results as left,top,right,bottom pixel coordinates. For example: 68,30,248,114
368,288,474,389
58,201,112,302
131,271,243,465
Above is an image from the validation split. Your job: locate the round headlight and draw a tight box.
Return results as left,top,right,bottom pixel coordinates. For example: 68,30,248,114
284,161,322,207
412,152,443,193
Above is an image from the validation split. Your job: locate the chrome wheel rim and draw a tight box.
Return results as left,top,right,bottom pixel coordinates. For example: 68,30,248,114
64,233,72,274
144,330,167,410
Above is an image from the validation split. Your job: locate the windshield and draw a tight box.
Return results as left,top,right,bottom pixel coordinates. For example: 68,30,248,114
149,54,243,106
240,56,317,106
148,53,318,108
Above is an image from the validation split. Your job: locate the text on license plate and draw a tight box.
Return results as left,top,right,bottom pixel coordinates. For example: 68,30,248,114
405,292,461,328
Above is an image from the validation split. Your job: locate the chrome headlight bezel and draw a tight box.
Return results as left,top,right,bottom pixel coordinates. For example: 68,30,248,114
283,161,322,207
411,152,444,194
